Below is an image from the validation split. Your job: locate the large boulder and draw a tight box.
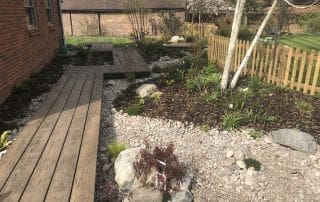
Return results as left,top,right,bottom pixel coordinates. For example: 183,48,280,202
132,187,163,202
151,59,181,72
114,148,142,192
272,129,317,154
136,84,158,98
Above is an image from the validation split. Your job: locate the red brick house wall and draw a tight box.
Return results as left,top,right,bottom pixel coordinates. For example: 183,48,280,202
0,0,63,103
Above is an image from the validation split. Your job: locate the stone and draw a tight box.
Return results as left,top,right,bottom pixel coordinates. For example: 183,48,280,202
136,84,158,98
272,129,317,154
159,56,172,61
114,148,142,192
169,36,185,43
234,150,245,161
222,158,235,168
102,164,111,173
132,187,163,202
226,149,234,158
236,160,246,169
247,167,255,176
100,156,109,164
171,190,193,202
99,146,107,152
180,169,194,191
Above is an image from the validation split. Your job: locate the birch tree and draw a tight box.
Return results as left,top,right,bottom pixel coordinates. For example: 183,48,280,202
220,0,247,90
230,0,278,88
222,0,319,89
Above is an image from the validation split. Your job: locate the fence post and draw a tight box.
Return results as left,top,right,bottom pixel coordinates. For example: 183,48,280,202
283,47,293,87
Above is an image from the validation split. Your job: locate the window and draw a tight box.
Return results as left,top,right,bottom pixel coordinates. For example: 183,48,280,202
45,0,54,24
25,0,37,28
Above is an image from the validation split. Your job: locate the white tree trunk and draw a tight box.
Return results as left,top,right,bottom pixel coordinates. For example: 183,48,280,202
230,0,278,89
220,0,247,90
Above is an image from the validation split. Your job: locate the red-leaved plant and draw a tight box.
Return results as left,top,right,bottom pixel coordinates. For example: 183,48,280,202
134,141,185,190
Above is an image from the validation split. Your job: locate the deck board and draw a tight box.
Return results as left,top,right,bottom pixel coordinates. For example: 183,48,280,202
0,45,150,202
20,73,88,201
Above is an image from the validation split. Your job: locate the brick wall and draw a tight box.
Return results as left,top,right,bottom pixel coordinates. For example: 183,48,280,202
0,0,62,103
62,11,185,36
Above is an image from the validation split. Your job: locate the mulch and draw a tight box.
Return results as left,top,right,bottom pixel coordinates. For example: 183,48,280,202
114,77,320,144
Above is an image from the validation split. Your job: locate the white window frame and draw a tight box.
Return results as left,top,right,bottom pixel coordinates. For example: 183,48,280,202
45,0,54,25
25,0,37,29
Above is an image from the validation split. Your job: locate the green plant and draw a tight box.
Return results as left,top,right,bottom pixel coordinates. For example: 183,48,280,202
185,65,221,92
222,112,243,130
249,130,263,140
77,44,90,58
238,27,253,41
107,141,127,159
185,35,196,43
232,90,254,110
125,72,136,83
244,158,261,171
309,17,320,34
127,103,144,116
200,123,211,133
295,99,313,112
139,38,168,61
248,76,263,93
201,91,220,102
243,109,277,124
0,131,10,152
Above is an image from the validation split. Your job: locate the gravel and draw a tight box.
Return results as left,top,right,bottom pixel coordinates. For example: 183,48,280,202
98,79,320,201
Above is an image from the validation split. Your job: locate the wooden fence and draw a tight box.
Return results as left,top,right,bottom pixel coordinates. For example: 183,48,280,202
208,34,320,95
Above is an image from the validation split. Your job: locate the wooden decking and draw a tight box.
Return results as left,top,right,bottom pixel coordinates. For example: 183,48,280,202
0,46,150,201
66,47,150,77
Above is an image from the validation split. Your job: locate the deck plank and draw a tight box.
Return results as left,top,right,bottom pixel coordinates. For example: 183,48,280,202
70,73,103,202
0,74,79,201
20,73,88,201
45,73,95,201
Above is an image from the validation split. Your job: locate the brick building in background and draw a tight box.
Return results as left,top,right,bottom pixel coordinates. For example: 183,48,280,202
61,0,186,37
0,0,63,103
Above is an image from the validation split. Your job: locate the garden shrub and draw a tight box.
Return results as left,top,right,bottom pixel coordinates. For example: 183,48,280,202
308,16,320,34
107,141,127,159
216,27,253,41
139,38,168,61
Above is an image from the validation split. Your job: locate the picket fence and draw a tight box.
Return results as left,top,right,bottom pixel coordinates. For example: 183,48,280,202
208,34,320,95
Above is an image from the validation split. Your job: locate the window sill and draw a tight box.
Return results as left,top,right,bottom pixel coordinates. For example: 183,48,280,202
48,24,56,31
28,27,40,36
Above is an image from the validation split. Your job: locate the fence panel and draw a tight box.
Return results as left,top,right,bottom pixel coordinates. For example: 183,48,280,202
208,34,320,95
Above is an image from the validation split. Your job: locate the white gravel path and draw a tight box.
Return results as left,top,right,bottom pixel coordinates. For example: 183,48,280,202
99,79,320,201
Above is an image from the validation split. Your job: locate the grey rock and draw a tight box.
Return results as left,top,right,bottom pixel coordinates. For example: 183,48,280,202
236,160,246,169
99,146,107,152
136,84,158,98
226,149,234,158
102,164,111,173
234,150,245,161
171,190,193,202
114,148,142,192
132,187,163,202
180,169,194,191
272,129,317,154
100,156,109,164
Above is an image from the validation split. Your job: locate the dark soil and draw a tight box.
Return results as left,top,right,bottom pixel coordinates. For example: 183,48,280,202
0,57,67,132
114,77,320,144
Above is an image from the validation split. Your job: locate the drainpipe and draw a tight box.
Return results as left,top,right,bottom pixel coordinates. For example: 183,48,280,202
58,0,65,44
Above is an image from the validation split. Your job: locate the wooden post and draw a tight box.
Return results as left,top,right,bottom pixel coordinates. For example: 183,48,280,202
98,13,102,36
70,12,73,36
